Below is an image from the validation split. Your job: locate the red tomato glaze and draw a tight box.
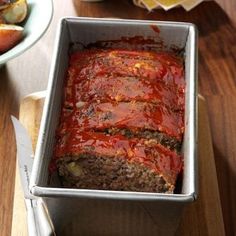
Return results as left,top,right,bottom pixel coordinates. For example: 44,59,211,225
54,130,182,185
53,48,185,185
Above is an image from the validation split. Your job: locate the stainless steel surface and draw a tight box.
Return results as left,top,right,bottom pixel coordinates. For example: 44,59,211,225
26,198,56,236
29,17,198,235
11,116,55,236
11,116,34,200
11,116,38,236
35,198,55,236
25,199,40,236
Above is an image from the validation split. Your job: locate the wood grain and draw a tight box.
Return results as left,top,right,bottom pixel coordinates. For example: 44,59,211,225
177,96,225,236
11,95,225,236
206,96,236,235
10,158,28,236
215,0,236,26
0,0,236,235
0,66,19,236
19,91,46,151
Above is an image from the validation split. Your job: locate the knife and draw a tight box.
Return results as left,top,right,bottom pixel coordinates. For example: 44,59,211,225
11,116,55,236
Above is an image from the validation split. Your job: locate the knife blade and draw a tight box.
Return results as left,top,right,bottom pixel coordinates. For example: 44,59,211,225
11,116,55,236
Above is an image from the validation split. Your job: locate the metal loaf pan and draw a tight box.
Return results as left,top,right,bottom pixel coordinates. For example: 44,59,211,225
30,17,198,235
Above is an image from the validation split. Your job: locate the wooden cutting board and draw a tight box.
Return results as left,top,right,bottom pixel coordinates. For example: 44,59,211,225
11,92,225,236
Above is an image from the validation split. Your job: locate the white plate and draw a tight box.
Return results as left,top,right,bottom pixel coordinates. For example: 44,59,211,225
0,0,53,65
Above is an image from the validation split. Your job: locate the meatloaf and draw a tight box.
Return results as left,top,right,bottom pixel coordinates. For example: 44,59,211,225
50,48,185,193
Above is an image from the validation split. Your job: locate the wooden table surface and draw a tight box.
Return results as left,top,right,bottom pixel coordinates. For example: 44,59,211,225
0,0,236,235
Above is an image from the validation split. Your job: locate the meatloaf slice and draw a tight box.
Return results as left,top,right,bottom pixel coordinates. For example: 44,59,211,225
104,127,182,152
63,49,185,112
63,75,184,111
69,49,184,91
58,101,184,141
53,131,183,193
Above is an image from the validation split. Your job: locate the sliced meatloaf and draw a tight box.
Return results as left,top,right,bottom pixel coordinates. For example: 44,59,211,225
59,101,183,137
69,49,184,89
52,131,183,193
58,101,183,151
65,75,184,111
51,48,185,193
65,49,184,111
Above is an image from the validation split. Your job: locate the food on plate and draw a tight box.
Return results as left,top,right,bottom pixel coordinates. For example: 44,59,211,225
0,0,27,54
0,0,27,24
0,23,23,53
0,0,11,10
50,48,185,193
